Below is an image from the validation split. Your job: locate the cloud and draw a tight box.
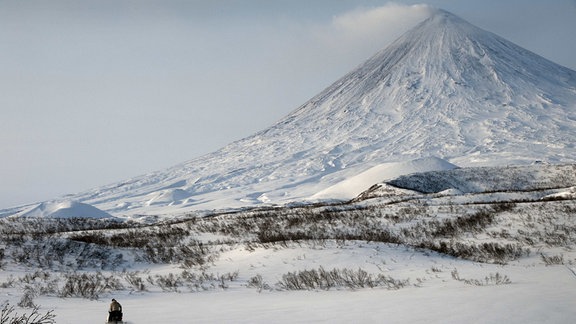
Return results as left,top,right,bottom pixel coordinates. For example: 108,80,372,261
318,3,433,51
331,3,433,36
277,2,434,80
263,3,433,95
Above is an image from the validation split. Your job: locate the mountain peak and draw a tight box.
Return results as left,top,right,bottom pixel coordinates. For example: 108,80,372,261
425,8,469,25
272,9,576,163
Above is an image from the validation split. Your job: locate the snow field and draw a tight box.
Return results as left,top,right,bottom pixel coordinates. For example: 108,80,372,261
3,242,575,323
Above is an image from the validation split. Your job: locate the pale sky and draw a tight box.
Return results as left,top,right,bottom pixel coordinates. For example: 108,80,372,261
1,0,575,209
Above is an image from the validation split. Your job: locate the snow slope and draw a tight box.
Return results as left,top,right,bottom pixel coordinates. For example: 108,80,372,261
3,9,576,218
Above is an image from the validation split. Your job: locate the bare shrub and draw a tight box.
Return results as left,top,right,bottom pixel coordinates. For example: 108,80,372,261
541,253,564,266
123,271,147,291
8,238,123,270
0,275,15,289
150,272,182,292
17,287,37,309
148,270,240,292
425,241,528,264
178,270,239,292
59,272,123,299
431,208,495,237
0,302,56,324
277,267,409,291
247,274,271,292
451,269,511,286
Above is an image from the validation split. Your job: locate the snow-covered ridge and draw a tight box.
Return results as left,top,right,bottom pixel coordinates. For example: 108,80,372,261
387,163,576,194
2,9,576,218
355,163,576,204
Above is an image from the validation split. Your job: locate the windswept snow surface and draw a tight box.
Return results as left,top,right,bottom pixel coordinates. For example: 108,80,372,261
2,9,576,218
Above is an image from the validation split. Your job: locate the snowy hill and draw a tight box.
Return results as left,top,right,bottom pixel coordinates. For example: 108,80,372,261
3,9,576,218
386,163,576,194
18,200,114,219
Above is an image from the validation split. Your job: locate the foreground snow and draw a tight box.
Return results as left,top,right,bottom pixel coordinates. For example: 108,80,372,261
1,162,575,323
4,243,575,323
47,275,576,324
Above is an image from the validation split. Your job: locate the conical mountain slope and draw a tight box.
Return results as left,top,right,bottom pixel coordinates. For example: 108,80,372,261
274,9,576,165
9,9,576,217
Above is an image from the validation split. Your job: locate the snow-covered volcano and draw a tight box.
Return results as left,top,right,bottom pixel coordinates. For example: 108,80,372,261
6,9,576,217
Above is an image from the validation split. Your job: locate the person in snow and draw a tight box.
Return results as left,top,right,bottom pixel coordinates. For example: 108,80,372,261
108,298,123,322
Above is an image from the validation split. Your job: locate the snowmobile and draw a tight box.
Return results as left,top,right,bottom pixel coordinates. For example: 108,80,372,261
106,310,125,324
